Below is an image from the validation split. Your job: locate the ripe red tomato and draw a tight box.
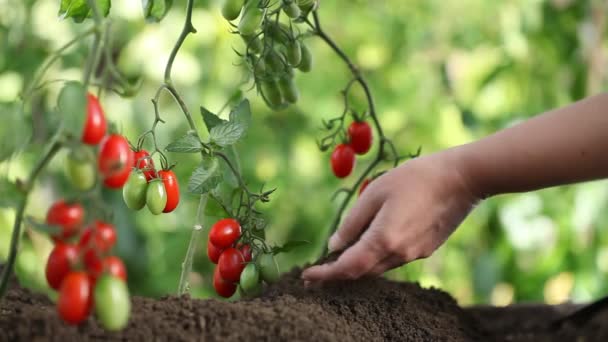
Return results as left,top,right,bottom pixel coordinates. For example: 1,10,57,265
237,243,253,262
98,134,134,188
207,238,224,264
79,221,116,253
57,272,92,325
158,169,179,213
209,218,241,249
82,93,107,145
213,266,236,298
359,178,371,196
133,149,156,181
45,243,79,290
348,121,373,155
331,144,356,178
46,201,85,241
103,256,127,281
83,249,104,279
218,247,246,282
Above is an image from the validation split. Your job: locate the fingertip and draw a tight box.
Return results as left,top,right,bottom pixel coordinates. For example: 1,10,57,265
328,233,344,252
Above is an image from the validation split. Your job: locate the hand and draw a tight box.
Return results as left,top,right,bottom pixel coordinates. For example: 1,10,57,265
302,150,479,282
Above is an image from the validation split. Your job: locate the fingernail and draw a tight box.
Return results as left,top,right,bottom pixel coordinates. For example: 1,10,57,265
328,234,341,252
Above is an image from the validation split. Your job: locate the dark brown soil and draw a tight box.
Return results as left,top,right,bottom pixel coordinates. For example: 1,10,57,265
0,268,606,342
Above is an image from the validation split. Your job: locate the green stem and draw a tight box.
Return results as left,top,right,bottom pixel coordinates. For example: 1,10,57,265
164,0,197,84
0,133,63,301
177,194,208,295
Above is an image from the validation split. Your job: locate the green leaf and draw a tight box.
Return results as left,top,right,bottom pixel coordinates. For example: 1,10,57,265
209,122,245,147
59,0,111,22
142,0,173,22
0,102,31,162
271,240,309,254
201,106,226,133
220,146,240,188
165,132,203,153
229,99,251,126
188,156,222,194
57,82,87,138
0,179,24,208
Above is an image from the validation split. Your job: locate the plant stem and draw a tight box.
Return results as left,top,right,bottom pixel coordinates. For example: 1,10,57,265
0,133,63,301
164,0,197,84
177,194,208,296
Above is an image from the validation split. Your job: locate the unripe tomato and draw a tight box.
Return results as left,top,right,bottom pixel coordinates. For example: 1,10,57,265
57,272,92,325
213,266,237,298
221,0,243,21
359,178,371,196
242,34,263,54
45,243,79,290
348,121,373,155
94,275,131,331
207,238,224,264
251,56,267,77
283,1,301,18
258,253,280,283
146,179,167,215
98,134,134,181
103,256,127,281
82,93,107,145
66,148,96,191
297,0,315,12
158,169,179,213
46,200,85,241
239,263,260,293
286,40,302,66
237,243,253,262
261,79,285,110
218,247,246,282
123,169,148,210
278,76,299,104
238,0,262,36
331,144,356,178
209,218,242,249
133,149,156,181
297,43,313,72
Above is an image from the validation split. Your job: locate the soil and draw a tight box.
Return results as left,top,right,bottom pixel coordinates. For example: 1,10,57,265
1,266,606,342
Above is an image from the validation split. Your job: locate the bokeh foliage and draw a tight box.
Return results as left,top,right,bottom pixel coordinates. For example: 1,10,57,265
1,0,607,305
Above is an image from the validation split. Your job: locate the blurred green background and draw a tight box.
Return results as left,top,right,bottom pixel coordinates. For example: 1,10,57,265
1,0,608,306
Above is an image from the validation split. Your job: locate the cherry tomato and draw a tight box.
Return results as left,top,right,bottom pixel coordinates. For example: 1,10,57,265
237,243,253,262
146,179,167,215
330,144,355,178
258,253,280,283
79,221,117,253
286,40,302,66
158,169,180,213
359,178,371,196
207,238,224,264
221,0,243,20
82,93,107,145
57,272,92,325
239,263,260,293
103,164,132,189
46,201,85,241
83,248,104,279
103,256,127,281
278,76,299,104
238,0,262,36
94,275,131,331
209,218,242,249
348,121,373,155
261,79,285,110
123,169,148,210
133,150,156,181
297,43,313,73
218,247,246,282
45,243,79,290
213,266,237,298
98,134,134,183
283,1,301,18
66,148,96,191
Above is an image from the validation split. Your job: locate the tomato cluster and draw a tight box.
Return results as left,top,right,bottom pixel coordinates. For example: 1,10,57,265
330,121,373,179
207,218,279,298
122,149,180,215
44,201,130,330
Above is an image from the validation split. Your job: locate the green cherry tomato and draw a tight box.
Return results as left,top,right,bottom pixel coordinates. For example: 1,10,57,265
283,1,301,18
297,43,313,72
94,275,131,331
146,179,167,215
122,169,148,210
258,254,280,283
239,281,262,297
66,148,96,191
221,0,243,21
238,0,262,36
286,40,302,67
240,263,260,293
278,76,299,104
241,34,263,54
260,79,285,110
297,0,315,12
264,50,285,74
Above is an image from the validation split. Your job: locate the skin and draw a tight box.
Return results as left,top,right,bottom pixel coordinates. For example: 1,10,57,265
302,93,608,282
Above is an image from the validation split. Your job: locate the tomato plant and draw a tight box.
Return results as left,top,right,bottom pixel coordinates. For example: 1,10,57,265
57,272,92,325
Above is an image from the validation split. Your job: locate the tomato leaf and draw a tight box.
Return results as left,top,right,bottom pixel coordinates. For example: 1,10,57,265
0,179,24,208
165,131,203,153
200,106,226,133
209,122,245,147
24,216,61,235
0,102,31,162
228,99,252,132
188,156,223,194
59,0,111,22
142,0,173,22
57,82,87,139
271,240,309,254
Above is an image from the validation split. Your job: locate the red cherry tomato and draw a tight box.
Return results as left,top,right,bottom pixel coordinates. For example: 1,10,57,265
158,169,180,213
57,272,92,325
83,249,104,279
79,221,116,253
207,238,224,264
348,121,373,155
330,144,356,178
45,243,79,290
213,266,236,298
209,218,241,249
237,243,253,262
46,201,85,241
103,256,127,281
98,135,134,188
82,93,107,145
218,247,246,283
359,178,371,196
133,150,156,181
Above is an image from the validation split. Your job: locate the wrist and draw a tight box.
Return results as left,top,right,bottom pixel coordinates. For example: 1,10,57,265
441,144,491,201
